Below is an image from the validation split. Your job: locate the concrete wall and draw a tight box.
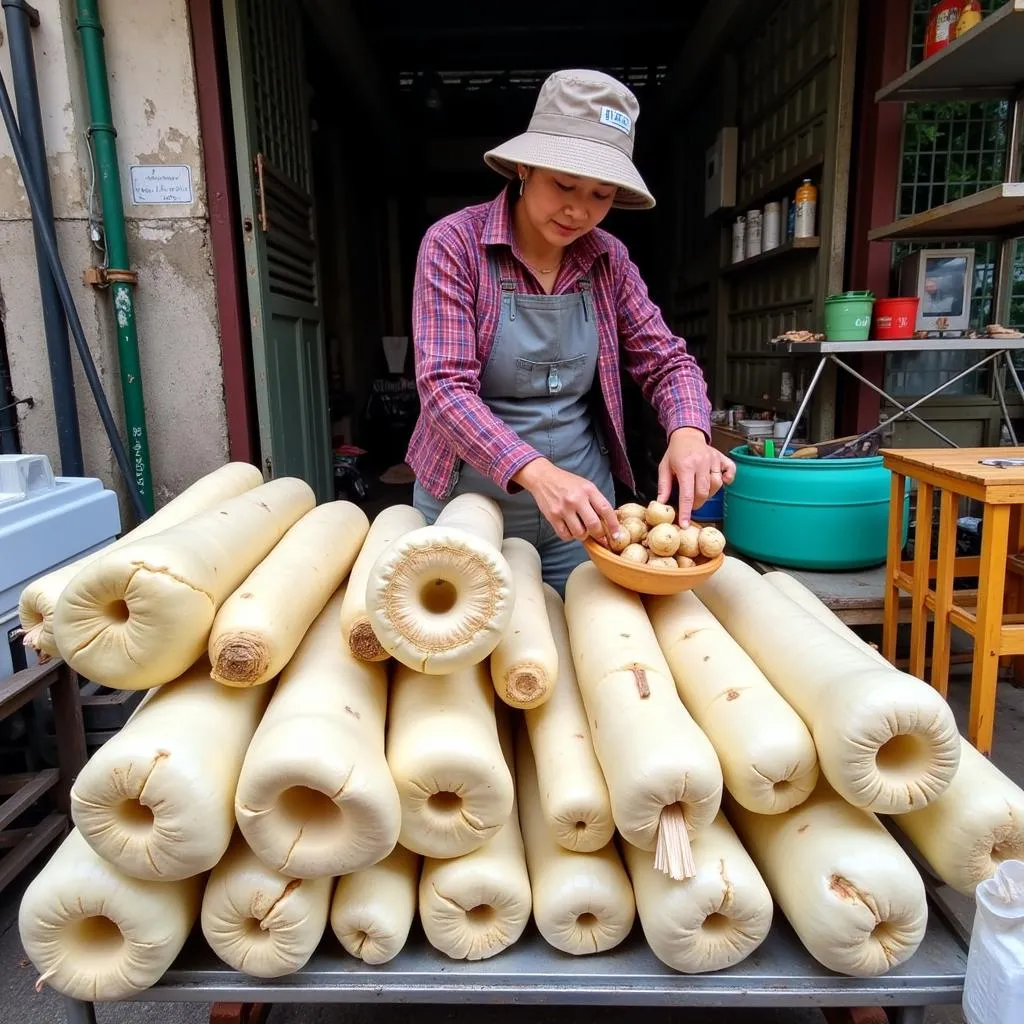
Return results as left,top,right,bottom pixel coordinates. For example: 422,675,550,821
0,0,229,526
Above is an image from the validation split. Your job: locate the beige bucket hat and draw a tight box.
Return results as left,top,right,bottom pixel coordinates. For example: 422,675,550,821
484,69,656,210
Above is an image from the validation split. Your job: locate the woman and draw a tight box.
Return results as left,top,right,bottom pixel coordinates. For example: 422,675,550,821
405,68,736,593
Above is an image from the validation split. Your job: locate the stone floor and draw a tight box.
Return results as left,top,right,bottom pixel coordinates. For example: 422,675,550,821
2,624,1020,1024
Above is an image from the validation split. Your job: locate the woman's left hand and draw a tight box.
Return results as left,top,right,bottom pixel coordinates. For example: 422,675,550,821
658,427,736,527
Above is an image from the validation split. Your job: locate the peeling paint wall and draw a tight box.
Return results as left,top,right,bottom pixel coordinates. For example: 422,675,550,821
0,0,231,525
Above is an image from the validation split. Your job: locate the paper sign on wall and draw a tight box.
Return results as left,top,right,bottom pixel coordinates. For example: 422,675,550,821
129,165,194,205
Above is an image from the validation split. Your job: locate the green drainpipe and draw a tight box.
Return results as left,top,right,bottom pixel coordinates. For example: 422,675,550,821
75,0,154,516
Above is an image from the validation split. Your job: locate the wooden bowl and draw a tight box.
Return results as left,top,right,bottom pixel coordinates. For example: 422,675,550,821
582,538,724,596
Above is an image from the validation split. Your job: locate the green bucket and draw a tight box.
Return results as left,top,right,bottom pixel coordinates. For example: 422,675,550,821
824,291,874,342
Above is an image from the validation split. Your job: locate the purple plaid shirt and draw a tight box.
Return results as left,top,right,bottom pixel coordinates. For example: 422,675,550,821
406,188,712,500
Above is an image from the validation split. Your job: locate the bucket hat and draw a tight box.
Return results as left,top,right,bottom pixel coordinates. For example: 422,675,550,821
484,69,655,210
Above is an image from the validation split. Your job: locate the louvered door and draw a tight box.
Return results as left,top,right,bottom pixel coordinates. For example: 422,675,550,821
223,0,333,501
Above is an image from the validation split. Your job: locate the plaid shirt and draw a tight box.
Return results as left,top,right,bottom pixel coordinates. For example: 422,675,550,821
406,188,712,500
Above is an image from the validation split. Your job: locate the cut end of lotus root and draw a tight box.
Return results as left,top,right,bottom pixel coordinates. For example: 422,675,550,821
210,635,270,686
654,803,696,881
348,618,387,661
368,526,514,673
503,666,547,709
20,623,46,655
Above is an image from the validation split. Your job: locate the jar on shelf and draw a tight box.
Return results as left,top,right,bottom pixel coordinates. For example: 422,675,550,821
746,209,763,259
732,215,747,263
763,201,781,251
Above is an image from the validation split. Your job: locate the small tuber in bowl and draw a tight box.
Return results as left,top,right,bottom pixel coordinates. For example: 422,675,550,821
583,502,726,595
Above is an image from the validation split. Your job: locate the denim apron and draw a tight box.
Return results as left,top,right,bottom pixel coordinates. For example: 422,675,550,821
414,252,615,595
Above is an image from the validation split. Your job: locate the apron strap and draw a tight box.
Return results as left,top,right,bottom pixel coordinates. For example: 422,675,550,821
490,248,518,321
578,275,592,321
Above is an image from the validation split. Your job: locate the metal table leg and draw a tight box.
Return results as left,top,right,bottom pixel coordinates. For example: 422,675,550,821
830,355,960,447
782,356,828,454
994,362,1019,444
889,1006,926,1024
64,998,96,1024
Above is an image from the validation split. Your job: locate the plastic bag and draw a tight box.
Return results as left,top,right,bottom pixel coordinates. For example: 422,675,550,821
963,859,1024,1023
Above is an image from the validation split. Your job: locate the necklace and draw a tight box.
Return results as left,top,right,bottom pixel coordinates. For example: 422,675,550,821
524,256,561,276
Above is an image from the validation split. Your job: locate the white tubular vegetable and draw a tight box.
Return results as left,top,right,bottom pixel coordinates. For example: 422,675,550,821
726,778,928,977
18,829,203,1001
489,538,558,709
564,561,723,880
695,557,960,814
200,833,332,978
418,717,532,960
387,660,514,858
647,591,818,814
70,660,272,881
340,505,426,661
891,738,1024,895
19,461,264,660
330,844,421,964
762,570,890,667
235,588,400,878
209,501,369,686
52,478,316,690
760,574,1024,895
515,729,634,955
365,492,515,674
523,585,613,853
622,812,773,974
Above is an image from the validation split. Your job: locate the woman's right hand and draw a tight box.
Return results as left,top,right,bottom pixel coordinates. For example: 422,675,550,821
513,458,625,546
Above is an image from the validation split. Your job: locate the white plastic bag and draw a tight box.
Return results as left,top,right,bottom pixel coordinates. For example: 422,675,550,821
963,859,1024,1024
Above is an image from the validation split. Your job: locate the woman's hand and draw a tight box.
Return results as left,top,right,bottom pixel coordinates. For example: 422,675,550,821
513,458,625,545
658,427,736,527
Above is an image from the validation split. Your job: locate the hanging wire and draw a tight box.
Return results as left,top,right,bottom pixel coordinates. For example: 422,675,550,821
0,65,147,521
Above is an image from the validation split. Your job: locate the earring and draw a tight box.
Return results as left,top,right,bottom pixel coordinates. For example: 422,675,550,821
519,176,526,197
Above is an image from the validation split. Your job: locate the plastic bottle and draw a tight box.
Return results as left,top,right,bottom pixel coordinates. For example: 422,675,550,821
795,179,817,239
962,860,1024,1024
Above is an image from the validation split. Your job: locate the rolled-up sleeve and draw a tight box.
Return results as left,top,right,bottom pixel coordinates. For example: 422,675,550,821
613,245,712,440
412,225,541,491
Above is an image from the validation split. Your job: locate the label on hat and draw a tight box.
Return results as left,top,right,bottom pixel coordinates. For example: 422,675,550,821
599,107,632,135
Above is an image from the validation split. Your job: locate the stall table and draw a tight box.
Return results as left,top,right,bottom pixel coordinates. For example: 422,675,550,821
774,338,1024,454
62,892,969,1024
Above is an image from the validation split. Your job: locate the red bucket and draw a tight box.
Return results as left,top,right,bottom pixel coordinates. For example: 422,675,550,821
873,297,919,340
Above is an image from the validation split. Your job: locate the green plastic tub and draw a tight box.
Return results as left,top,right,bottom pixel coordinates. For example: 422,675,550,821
723,445,909,570
824,291,874,342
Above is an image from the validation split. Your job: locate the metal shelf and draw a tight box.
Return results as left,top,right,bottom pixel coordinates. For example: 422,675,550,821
722,236,820,275
876,1,1024,104
867,183,1024,241
776,338,1024,354
114,916,966,1008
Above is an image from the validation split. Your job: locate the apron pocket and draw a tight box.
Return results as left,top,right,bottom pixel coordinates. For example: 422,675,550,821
515,354,589,398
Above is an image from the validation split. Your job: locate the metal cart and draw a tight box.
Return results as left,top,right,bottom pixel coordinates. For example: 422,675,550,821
61,888,969,1024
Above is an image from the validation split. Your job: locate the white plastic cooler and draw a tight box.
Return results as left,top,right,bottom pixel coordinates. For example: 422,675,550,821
0,454,121,679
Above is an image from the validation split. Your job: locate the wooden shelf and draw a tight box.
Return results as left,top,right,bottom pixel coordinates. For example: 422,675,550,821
741,153,825,210
867,183,1024,241
876,1,1024,104
722,236,820,275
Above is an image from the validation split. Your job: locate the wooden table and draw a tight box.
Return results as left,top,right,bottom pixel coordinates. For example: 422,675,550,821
881,447,1024,755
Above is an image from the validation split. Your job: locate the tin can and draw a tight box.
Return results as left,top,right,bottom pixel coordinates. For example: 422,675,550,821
746,209,762,259
763,201,781,251
732,216,746,263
